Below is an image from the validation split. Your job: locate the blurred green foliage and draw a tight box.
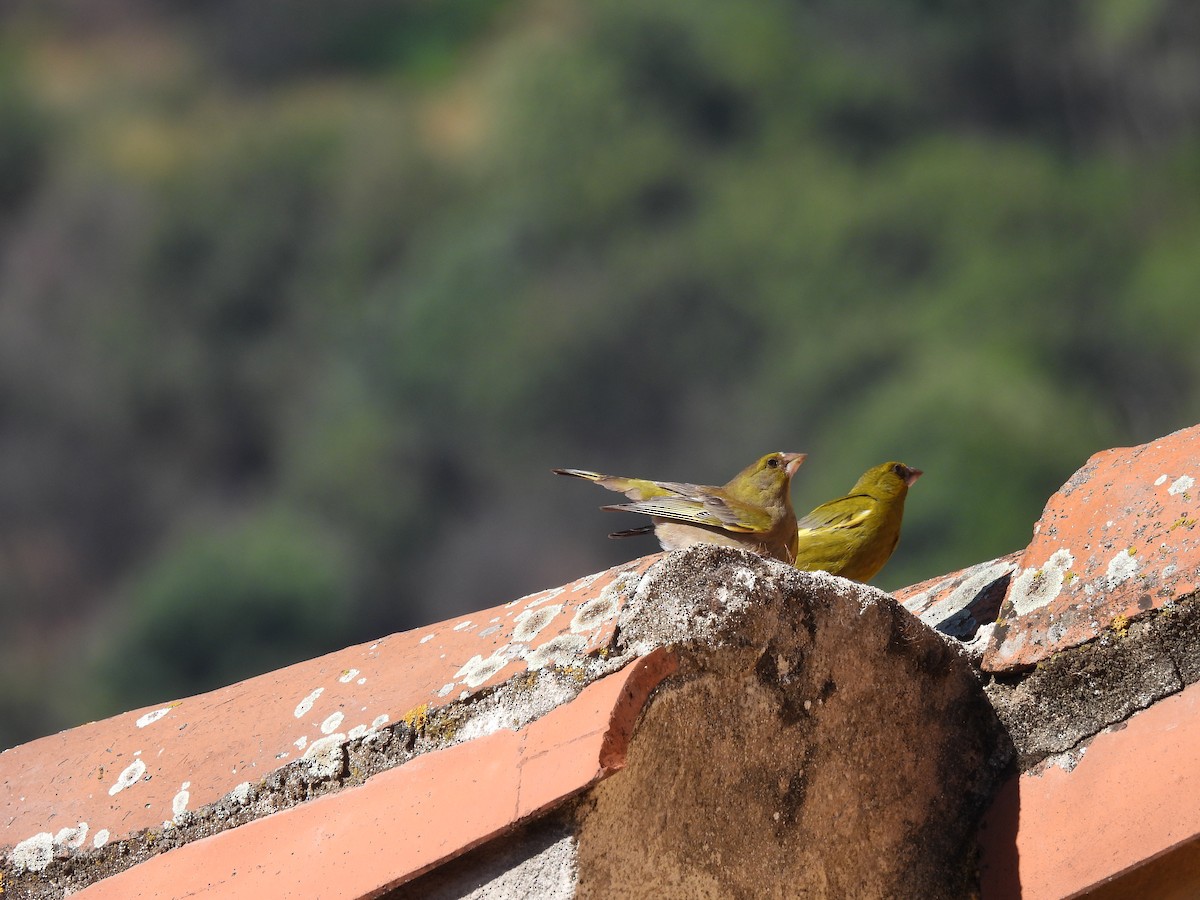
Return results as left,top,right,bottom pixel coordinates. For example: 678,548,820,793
88,511,353,716
2,0,1200,748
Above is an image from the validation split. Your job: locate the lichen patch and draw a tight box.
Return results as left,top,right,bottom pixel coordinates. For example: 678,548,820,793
294,688,324,719
107,759,147,797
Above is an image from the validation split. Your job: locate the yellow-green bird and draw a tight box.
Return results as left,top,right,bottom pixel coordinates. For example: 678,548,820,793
554,451,807,564
792,461,922,582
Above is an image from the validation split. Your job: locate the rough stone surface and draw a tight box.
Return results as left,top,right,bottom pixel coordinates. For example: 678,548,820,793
573,547,1013,900
986,424,1200,672
387,815,578,900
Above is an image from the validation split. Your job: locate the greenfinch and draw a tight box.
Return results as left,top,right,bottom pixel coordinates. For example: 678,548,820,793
554,451,807,563
792,461,922,582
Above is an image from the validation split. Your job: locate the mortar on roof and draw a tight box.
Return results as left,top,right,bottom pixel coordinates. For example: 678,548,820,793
985,591,1200,770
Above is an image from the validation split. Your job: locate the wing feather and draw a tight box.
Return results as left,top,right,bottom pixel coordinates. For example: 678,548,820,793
602,491,772,532
795,495,876,533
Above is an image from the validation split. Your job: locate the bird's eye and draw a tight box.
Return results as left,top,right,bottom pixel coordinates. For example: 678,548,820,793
767,457,780,468
892,464,905,477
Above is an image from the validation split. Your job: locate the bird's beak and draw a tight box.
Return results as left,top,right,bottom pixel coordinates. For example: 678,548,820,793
783,453,807,477
903,467,923,486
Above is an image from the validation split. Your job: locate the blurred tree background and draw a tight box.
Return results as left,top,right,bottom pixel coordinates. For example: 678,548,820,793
2,0,1199,748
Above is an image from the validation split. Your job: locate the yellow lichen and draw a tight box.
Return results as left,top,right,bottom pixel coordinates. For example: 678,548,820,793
1111,614,1130,637
424,717,460,743
402,703,430,731
556,663,590,685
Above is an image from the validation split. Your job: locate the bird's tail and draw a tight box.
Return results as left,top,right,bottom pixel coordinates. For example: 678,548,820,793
552,468,605,481
609,525,654,539
553,468,664,500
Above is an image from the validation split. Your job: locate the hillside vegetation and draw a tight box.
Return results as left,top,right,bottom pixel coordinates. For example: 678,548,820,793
2,0,1199,746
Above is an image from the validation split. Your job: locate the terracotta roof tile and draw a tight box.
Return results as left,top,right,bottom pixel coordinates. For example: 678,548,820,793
71,652,674,900
0,556,659,878
985,424,1200,672
895,551,1021,647
979,677,1200,899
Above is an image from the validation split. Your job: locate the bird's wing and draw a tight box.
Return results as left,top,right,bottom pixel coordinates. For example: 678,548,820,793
602,485,773,533
795,494,876,534
553,469,680,501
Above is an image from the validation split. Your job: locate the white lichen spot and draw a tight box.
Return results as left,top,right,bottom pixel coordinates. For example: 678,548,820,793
1007,549,1075,616
93,829,110,849
570,571,604,593
357,678,366,685
172,783,190,820
1168,475,1195,496
302,734,346,780
525,633,588,670
453,619,474,631
12,832,54,872
454,646,519,688
294,687,324,719
229,782,253,806
513,604,563,642
1106,549,1140,588
294,735,308,751
419,633,436,643
527,586,565,608
490,617,500,623
1155,474,1169,486
338,669,359,684
1162,564,1178,579
136,707,173,728
321,711,345,735
108,759,147,796
372,714,389,729
437,682,455,697
347,724,367,740
54,823,88,850
570,574,633,633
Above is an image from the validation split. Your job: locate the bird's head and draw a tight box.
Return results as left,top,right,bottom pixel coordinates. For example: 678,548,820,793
856,461,923,499
726,451,807,503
